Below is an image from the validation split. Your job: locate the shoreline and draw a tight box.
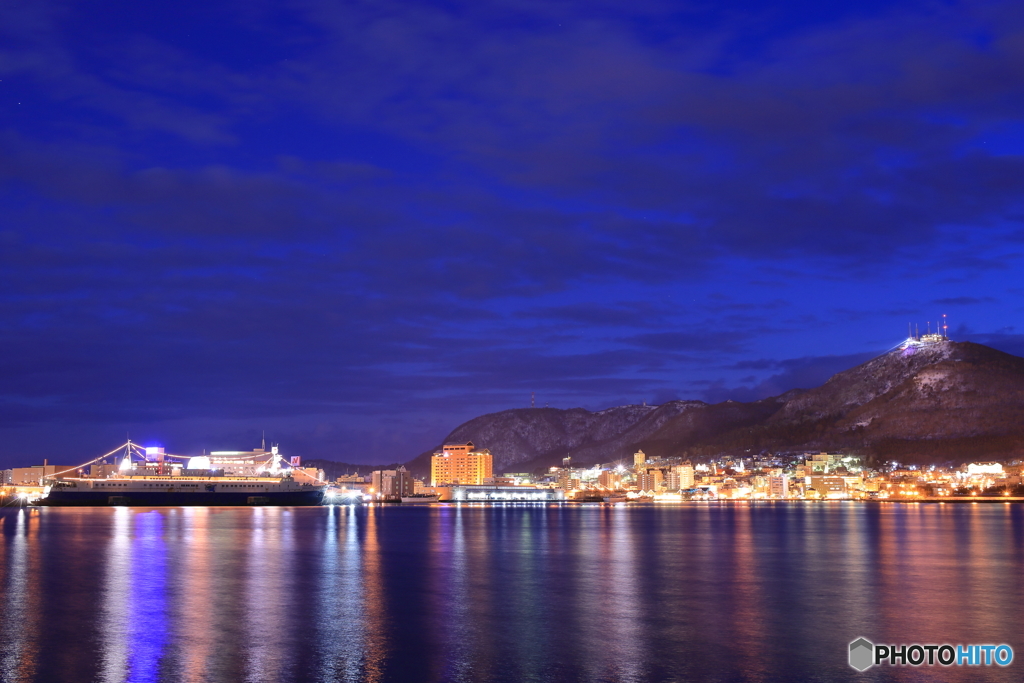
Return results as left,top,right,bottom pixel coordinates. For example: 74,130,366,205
10,496,1024,509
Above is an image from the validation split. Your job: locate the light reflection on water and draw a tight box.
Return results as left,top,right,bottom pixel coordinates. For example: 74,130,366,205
0,510,41,682
175,508,214,683
1,503,1022,683
98,508,133,683
244,507,295,682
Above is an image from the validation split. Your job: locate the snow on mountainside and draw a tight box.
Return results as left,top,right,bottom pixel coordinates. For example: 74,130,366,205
834,343,1024,442
769,341,960,423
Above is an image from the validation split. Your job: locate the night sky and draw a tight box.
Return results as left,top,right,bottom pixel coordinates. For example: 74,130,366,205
3,0,1024,467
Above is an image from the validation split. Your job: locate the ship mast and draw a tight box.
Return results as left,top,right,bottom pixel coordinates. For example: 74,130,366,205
118,439,134,472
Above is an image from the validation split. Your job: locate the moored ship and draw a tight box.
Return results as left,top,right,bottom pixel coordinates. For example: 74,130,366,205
37,441,326,507
40,474,325,506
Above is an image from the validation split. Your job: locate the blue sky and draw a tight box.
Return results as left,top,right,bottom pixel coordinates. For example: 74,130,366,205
2,0,1023,466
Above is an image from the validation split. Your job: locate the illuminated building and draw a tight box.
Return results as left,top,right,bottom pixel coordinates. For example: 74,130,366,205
89,463,120,478
557,468,581,491
633,449,647,469
10,464,75,485
807,475,847,499
966,462,1003,476
636,469,664,492
805,452,831,473
291,467,327,485
804,452,846,474
371,467,415,500
431,442,493,486
768,474,789,499
451,485,564,502
598,470,622,490
675,462,695,489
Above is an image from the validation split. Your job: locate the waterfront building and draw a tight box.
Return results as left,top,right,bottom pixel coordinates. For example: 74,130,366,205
89,463,119,478
292,466,327,485
557,468,582,491
838,474,864,492
636,469,664,492
10,465,75,485
807,475,847,499
344,480,373,495
598,469,622,490
675,462,695,489
862,476,883,492
371,466,415,500
768,474,789,499
451,484,564,502
431,442,494,486
718,480,751,499
922,482,953,496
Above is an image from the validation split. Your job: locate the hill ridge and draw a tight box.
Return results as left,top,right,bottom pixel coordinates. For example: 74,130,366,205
405,341,1024,476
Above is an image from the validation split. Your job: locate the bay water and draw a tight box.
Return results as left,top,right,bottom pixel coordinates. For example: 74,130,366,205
1,503,1022,682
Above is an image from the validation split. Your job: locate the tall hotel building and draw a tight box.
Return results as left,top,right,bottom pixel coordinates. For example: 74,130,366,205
431,442,494,486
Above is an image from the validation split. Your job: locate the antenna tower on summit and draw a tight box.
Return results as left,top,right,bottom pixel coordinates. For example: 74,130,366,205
899,314,951,352
531,392,535,408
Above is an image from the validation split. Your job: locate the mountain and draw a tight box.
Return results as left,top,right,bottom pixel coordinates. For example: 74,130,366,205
406,341,1024,475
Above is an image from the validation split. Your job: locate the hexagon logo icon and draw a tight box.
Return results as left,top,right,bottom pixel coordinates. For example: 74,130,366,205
849,637,874,671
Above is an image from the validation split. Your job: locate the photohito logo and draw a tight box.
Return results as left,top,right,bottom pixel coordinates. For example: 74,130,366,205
849,638,1013,671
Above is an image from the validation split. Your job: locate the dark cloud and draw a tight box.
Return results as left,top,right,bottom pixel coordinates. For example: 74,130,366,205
933,296,996,305
1,0,1023,465
959,331,1024,359
621,331,750,354
515,302,672,328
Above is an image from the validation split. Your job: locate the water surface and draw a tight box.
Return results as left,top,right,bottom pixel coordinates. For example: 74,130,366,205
1,503,1022,682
